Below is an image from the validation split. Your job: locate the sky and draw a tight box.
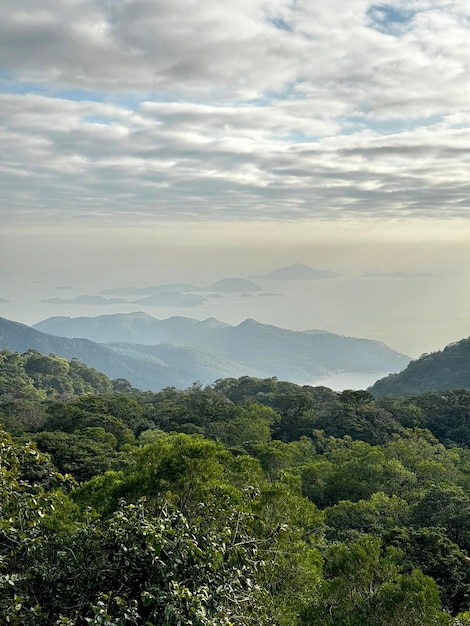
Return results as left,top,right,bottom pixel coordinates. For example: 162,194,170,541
1,0,470,359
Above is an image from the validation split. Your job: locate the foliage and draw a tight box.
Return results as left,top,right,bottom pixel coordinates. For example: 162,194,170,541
0,427,73,624
4,365,470,623
23,499,274,625
387,526,470,614
302,535,451,625
370,337,470,397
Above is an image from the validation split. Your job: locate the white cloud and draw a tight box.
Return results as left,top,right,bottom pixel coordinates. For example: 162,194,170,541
0,1,469,224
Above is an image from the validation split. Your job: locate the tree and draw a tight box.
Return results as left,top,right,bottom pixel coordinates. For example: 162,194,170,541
302,443,416,507
28,429,124,482
302,535,450,625
0,426,73,623
388,526,470,615
325,492,410,542
411,484,470,551
208,403,277,449
25,498,275,625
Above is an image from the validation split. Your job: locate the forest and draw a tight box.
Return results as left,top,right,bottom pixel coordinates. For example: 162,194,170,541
3,348,470,625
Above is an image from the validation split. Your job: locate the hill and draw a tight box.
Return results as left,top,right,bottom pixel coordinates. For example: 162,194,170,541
370,336,470,397
204,278,262,292
0,317,248,390
252,263,342,280
99,283,202,297
34,312,230,345
41,295,127,305
33,312,410,381
0,348,119,410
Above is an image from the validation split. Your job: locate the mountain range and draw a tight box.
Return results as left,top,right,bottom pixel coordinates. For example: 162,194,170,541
6,313,470,397
30,312,409,387
0,316,250,390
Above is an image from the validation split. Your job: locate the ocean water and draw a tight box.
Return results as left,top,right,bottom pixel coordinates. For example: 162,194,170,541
307,370,395,392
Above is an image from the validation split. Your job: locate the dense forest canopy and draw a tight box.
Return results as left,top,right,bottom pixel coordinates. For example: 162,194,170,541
3,349,470,624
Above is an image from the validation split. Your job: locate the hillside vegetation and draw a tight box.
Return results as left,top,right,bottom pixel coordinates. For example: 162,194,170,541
2,350,470,624
371,336,470,396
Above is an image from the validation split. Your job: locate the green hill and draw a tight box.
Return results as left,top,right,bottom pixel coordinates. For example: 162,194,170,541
370,336,470,397
0,348,116,401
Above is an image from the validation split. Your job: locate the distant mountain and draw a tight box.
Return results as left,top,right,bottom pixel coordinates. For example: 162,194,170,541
370,337,470,397
0,298,9,303
252,263,342,280
0,317,247,390
133,292,208,307
100,278,263,296
34,312,229,344
99,283,202,297
34,312,410,383
205,278,262,292
197,318,409,378
0,316,155,386
41,295,127,305
107,342,258,382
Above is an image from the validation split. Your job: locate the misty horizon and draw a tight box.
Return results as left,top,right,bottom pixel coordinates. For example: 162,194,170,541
1,251,468,361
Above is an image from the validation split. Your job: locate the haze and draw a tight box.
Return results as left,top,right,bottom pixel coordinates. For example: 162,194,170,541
2,219,469,359
1,1,469,361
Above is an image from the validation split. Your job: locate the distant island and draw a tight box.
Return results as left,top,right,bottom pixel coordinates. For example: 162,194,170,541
41,295,127,305
252,263,342,280
99,283,203,297
204,278,262,292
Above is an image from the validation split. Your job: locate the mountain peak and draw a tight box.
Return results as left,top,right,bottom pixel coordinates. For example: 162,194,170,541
252,264,342,280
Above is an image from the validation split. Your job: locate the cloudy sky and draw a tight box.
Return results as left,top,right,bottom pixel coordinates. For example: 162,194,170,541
1,0,470,356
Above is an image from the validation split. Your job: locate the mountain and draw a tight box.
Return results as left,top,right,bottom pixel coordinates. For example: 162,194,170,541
0,317,247,390
41,295,127,305
195,318,409,378
204,278,262,292
370,336,470,397
252,263,342,280
33,312,410,382
99,283,202,297
107,342,258,381
34,312,230,344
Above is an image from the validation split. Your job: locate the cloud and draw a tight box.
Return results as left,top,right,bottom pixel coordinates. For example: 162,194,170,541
1,1,469,106
1,91,470,223
0,1,469,224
